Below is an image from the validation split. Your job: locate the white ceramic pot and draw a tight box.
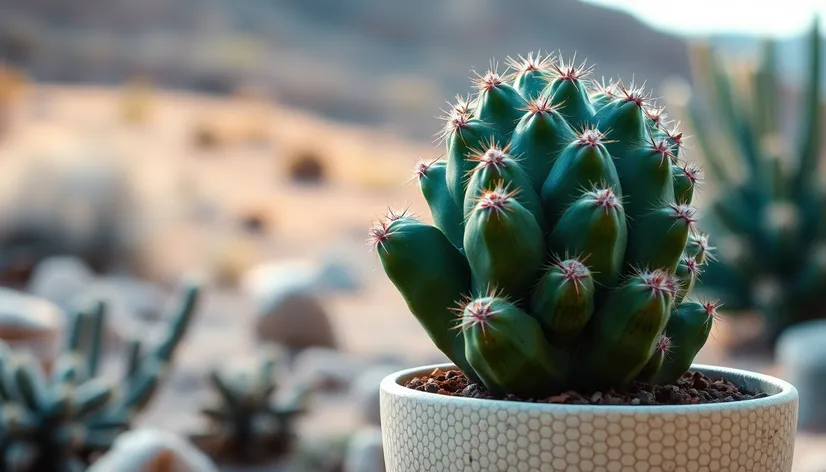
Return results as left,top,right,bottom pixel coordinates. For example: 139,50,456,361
380,363,798,472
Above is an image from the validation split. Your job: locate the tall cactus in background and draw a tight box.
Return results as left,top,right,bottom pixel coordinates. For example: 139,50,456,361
370,52,720,397
0,282,199,471
682,18,823,347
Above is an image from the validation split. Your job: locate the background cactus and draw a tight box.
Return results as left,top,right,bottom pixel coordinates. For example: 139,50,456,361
680,18,823,347
0,282,199,471
191,346,315,464
371,52,720,397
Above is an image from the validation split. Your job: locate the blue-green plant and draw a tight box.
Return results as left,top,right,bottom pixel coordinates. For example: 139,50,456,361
0,283,199,471
683,18,823,346
192,346,314,464
370,52,721,397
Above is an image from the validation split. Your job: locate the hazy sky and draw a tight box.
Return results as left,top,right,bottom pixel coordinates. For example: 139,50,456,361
582,0,826,37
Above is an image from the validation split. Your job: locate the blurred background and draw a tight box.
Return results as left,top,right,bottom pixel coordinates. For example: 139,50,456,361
0,1,824,471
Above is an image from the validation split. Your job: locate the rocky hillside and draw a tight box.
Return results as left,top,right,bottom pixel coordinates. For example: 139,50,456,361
0,0,692,139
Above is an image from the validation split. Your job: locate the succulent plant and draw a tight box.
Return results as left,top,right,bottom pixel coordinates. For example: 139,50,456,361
682,19,822,346
0,282,200,471
370,52,720,397
192,346,315,464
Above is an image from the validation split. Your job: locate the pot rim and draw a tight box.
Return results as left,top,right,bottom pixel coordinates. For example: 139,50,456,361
381,363,798,412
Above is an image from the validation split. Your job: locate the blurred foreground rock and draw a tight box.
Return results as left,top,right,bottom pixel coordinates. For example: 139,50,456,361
88,429,219,472
0,287,62,366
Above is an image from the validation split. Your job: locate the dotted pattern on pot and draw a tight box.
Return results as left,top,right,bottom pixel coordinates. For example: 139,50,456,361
380,365,798,472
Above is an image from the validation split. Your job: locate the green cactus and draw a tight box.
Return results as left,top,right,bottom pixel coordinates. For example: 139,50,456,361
0,283,200,471
191,346,314,464
682,18,823,347
371,52,720,396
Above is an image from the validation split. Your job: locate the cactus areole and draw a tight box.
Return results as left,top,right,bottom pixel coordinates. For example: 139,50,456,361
371,52,722,398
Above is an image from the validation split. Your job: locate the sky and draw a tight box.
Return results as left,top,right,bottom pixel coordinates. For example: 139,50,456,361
581,0,826,37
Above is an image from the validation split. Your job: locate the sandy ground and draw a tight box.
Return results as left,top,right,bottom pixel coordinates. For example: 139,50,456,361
0,84,823,470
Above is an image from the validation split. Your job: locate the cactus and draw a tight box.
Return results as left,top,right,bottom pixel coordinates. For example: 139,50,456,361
371,52,720,397
681,18,823,347
191,346,314,464
0,282,200,471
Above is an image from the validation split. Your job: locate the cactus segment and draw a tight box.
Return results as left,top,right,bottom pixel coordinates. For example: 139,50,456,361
445,116,498,207
530,259,595,347
675,256,701,304
373,217,477,380
614,137,677,223
547,188,627,290
462,146,546,232
685,233,714,266
593,88,648,158
625,203,695,273
462,296,569,397
651,301,717,384
507,52,553,100
636,335,670,383
541,129,621,227
464,186,546,300
577,270,675,388
673,163,702,205
541,56,596,127
589,79,618,111
416,159,465,248
508,97,576,191
472,69,526,142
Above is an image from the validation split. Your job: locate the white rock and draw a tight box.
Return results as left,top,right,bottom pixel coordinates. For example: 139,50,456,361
343,427,385,472
87,429,219,472
0,287,63,366
27,256,95,310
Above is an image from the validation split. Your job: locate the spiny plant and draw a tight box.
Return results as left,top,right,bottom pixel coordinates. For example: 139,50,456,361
682,18,823,346
0,282,200,471
192,346,315,464
370,51,721,397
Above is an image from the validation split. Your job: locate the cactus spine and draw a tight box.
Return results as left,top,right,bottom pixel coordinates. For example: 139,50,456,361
373,51,721,397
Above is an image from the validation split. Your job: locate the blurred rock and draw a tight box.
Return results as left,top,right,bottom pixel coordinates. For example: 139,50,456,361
292,348,367,392
253,283,337,352
286,149,325,185
352,364,402,426
778,319,826,431
87,429,219,472
27,256,95,309
92,275,169,321
0,150,143,274
343,427,385,472
316,253,361,293
242,256,360,299
27,258,164,345
283,434,351,472
0,287,63,368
